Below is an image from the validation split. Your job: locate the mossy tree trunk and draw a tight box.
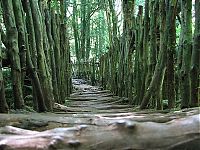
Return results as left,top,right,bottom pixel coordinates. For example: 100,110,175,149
0,11,8,113
190,0,200,107
145,0,159,107
51,3,61,101
180,0,192,109
72,0,81,78
22,0,45,111
2,0,24,109
29,0,54,111
107,0,119,95
12,0,26,88
134,6,144,105
166,0,177,109
45,3,60,104
121,0,135,101
20,0,47,112
140,0,168,110
140,0,149,102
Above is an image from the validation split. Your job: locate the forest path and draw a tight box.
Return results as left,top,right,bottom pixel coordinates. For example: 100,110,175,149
66,79,133,114
0,79,199,149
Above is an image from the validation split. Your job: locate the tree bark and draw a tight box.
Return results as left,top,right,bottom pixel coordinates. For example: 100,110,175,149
190,0,200,107
45,4,60,103
0,13,9,113
166,0,177,109
140,0,167,110
0,114,199,150
12,0,26,87
2,0,24,109
29,0,54,111
180,0,192,108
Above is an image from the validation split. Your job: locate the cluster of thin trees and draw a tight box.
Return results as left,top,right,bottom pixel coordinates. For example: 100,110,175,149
0,0,199,113
71,0,108,79
98,0,199,109
0,0,71,113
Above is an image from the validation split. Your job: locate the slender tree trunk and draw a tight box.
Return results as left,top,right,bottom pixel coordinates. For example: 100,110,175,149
134,6,144,105
108,0,119,95
26,44,47,112
140,0,149,101
145,1,158,107
22,0,39,110
122,0,135,100
80,0,86,78
16,0,47,112
190,0,200,107
12,0,26,88
45,3,60,103
30,0,54,111
0,14,9,113
72,0,80,77
2,0,24,109
180,0,192,109
51,4,61,100
140,0,167,110
166,0,177,109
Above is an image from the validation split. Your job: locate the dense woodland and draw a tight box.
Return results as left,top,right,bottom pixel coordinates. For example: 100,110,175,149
0,0,199,113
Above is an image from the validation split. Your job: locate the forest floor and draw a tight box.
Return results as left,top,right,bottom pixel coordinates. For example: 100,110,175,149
0,79,199,150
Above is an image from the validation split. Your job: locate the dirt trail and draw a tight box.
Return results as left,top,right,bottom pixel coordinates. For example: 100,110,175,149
0,79,199,150
68,79,133,113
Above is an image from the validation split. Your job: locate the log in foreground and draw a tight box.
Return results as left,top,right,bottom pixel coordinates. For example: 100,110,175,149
0,114,199,150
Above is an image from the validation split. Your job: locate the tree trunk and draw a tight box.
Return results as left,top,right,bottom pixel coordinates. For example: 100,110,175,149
12,0,26,88
180,0,192,109
0,13,8,113
140,0,168,110
145,1,158,108
140,0,149,102
190,0,200,107
29,0,54,111
166,0,177,109
134,6,144,105
51,4,61,100
108,0,119,95
45,3,60,104
2,0,24,109
72,0,80,78
24,1,47,112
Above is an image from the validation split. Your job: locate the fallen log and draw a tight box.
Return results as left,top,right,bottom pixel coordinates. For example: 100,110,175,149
0,114,199,150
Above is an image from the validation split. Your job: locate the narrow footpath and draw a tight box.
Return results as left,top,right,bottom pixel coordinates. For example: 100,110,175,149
0,79,199,150
68,79,133,114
